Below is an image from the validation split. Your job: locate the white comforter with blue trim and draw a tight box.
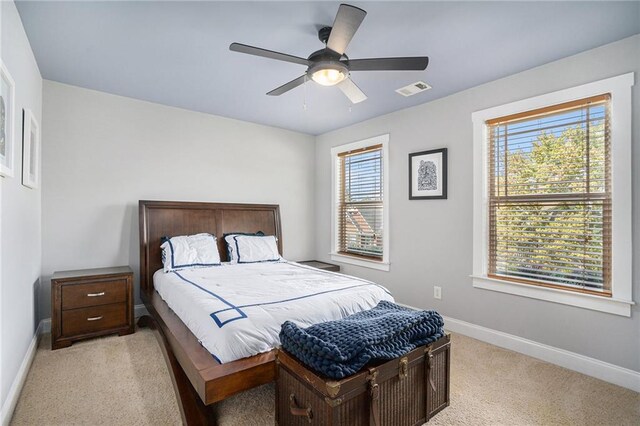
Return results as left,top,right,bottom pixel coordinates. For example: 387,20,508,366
153,261,394,363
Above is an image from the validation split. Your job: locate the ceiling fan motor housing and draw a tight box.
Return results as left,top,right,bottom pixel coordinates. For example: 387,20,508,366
307,47,344,62
307,48,349,73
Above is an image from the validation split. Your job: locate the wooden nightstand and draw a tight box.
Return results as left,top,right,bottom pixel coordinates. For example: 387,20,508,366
298,260,340,272
51,266,134,350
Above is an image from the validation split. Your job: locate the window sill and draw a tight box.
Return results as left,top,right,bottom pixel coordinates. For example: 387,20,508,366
330,253,390,271
471,275,634,317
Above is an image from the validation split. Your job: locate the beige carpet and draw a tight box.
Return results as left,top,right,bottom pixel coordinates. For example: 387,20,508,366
11,329,639,425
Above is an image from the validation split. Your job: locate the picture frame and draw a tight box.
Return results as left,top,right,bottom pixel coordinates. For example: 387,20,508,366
409,148,448,200
0,60,16,177
22,109,40,189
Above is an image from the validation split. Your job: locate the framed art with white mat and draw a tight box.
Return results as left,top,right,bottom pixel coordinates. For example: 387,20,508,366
22,109,40,189
0,61,16,178
409,148,447,200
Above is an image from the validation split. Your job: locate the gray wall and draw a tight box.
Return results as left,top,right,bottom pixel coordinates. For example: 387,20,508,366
314,35,640,372
40,81,316,318
0,0,43,408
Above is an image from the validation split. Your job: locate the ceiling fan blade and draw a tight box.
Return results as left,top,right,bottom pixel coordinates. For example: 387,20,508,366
267,75,307,96
347,57,429,71
326,4,367,55
337,78,367,104
230,43,309,66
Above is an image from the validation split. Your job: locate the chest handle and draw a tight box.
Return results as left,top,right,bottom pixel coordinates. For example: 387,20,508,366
289,393,313,423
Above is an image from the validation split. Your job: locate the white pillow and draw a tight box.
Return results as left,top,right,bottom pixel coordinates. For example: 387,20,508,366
224,232,264,263
161,233,221,272
233,235,281,263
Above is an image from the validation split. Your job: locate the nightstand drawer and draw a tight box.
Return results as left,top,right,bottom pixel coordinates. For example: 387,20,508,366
61,279,127,310
62,303,127,337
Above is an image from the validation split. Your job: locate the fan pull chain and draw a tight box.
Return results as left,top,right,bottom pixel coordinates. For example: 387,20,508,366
303,75,308,111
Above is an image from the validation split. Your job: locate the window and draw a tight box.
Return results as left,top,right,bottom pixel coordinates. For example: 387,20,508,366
487,95,611,295
338,145,383,259
331,135,389,271
472,73,633,316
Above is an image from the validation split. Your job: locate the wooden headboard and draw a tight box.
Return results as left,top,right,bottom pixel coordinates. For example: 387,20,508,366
138,200,282,296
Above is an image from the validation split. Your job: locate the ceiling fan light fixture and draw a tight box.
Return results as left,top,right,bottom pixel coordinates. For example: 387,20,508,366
311,67,347,86
307,61,349,87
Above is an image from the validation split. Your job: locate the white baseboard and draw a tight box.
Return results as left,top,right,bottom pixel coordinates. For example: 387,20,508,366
0,321,45,426
441,315,640,393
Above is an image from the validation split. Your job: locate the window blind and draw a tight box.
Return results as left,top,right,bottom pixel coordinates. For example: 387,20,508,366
487,94,611,295
338,144,384,259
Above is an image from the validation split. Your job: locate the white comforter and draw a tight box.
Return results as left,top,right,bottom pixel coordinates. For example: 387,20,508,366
153,261,394,363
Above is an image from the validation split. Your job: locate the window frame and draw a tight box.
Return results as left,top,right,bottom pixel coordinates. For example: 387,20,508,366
331,134,390,271
471,73,634,317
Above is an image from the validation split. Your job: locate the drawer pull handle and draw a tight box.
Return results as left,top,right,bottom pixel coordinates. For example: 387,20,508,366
87,292,105,297
87,316,103,321
289,394,313,423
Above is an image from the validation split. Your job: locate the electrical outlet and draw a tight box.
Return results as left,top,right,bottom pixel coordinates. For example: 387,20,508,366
434,286,442,300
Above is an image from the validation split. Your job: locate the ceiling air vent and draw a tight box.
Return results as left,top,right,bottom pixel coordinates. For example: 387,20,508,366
395,81,432,97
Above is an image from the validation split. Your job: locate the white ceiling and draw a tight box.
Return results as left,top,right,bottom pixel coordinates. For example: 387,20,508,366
15,1,640,135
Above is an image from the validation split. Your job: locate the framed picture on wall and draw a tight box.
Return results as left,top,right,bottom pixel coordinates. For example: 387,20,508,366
409,148,448,200
22,109,40,189
0,61,16,178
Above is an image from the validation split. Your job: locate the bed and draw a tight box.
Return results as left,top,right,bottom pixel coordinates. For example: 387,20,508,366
138,200,392,425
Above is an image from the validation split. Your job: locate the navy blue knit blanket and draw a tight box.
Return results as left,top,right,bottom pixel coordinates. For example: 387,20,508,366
279,301,444,379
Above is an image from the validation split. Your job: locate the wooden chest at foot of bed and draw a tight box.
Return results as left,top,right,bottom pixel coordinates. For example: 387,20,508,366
275,333,450,426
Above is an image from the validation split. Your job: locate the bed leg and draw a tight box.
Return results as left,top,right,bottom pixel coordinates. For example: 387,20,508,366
138,315,218,425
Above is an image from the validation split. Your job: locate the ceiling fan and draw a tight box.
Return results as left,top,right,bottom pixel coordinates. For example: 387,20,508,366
229,3,429,104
